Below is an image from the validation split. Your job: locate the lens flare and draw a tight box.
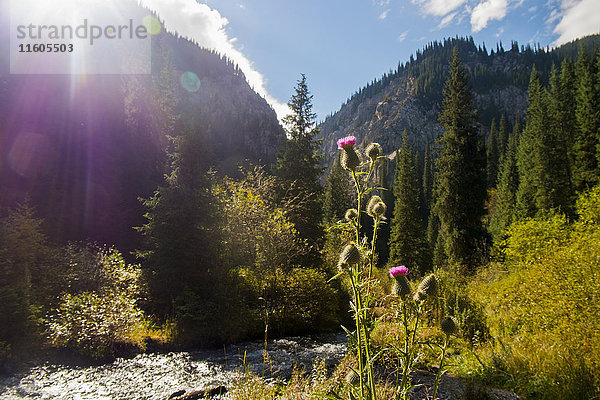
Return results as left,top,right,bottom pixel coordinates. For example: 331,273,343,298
180,71,201,93
142,15,162,35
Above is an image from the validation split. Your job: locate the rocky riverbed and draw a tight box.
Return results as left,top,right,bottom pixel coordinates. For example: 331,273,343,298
0,333,347,399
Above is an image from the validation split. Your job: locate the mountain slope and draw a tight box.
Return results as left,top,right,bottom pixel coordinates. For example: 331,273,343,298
0,1,284,251
318,35,600,163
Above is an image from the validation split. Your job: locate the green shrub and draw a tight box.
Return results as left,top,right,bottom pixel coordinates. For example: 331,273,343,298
436,266,489,344
47,247,145,359
469,185,600,398
235,266,340,337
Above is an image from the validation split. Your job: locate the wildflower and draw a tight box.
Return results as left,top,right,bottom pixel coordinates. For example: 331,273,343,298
337,135,357,150
338,135,361,171
366,142,382,161
389,265,408,277
372,202,386,218
389,266,411,297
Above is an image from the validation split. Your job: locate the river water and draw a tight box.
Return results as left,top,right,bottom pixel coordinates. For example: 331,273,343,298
0,333,347,400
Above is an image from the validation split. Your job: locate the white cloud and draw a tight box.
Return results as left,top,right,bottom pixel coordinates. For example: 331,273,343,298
379,8,391,19
139,0,289,120
470,0,508,32
495,26,505,37
438,11,457,28
397,30,409,42
553,0,600,45
412,0,466,17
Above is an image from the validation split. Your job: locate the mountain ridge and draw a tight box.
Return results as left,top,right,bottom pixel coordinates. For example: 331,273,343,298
318,34,600,165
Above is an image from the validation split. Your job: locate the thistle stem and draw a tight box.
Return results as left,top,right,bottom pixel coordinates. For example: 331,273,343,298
350,273,365,399
399,300,410,400
432,335,449,400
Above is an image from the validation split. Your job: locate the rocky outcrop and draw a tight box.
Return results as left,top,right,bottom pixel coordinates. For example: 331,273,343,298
318,70,526,167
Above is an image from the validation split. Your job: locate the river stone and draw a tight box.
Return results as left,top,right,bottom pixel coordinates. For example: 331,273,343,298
168,385,227,399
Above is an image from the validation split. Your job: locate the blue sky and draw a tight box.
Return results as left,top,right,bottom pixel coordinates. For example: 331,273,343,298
139,0,600,121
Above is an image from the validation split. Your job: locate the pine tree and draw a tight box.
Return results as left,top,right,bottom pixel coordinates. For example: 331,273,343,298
275,74,324,266
434,48,486,266
0,203,50,347
497,114,509,163
549,63,575,211
515,66,547,219
421,141,434,226
597,52,600,168
573,46,600,190
559,59,577,175
388,131,430,273
516,65,573,219
323,153,354,224
137,127,219,318
486,118,500,187
489,125,519,240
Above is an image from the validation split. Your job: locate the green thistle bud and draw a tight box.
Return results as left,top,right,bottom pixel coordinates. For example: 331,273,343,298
367,195,386,218
417,274,438,298
345,369,360,386
441,316,458,336
413,290,427,303
392,275,411,298
341,147,361,171
366,142,382,161
339,243,361,266
373,202,386,218
345,208,359,221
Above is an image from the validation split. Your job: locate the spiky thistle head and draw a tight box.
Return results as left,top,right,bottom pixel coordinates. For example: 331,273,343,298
367,195,386,218
339,243,361,266
389,266,411,298
345,208,359,221
366,142,382,161
341,147,361,171
441,316,458,336
417,274,438,299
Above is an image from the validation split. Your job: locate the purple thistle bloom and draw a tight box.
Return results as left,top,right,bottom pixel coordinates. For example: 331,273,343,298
389,265,409,277
337,135,357,150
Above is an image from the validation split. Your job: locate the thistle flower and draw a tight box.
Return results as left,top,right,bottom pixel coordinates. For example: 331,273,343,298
390,266,411,297
337,135,357,150
339,243,361,266
417,274,438,298
366,142,382,161
345,208,359,221
367,195,386,218
441,316,458,336
389,265,408,277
